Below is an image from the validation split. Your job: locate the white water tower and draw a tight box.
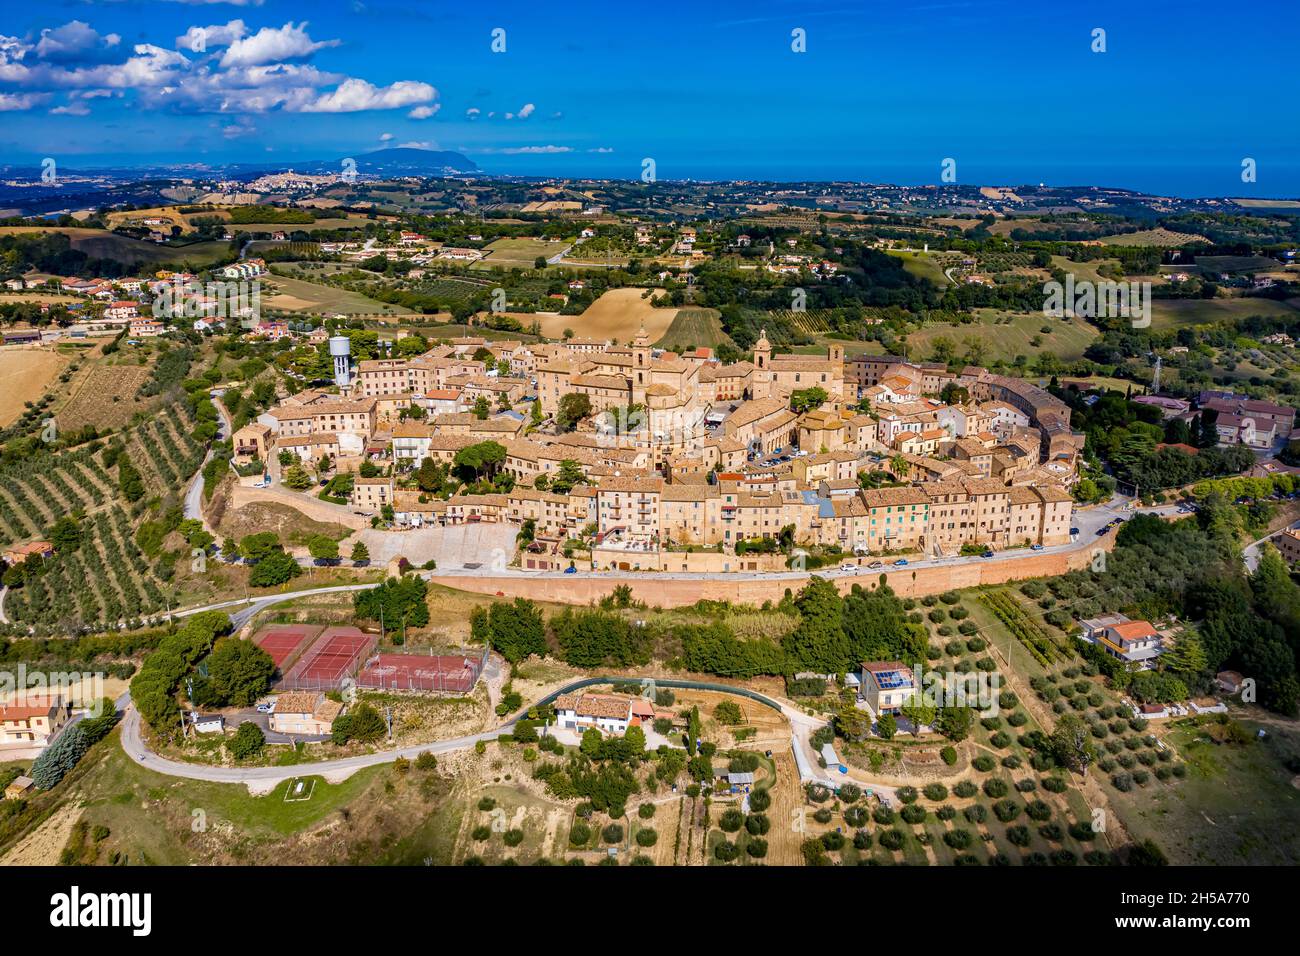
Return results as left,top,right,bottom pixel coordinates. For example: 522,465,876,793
329,335,352,389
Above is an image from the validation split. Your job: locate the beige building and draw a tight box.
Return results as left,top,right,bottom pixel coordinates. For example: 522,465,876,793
270,692,344,735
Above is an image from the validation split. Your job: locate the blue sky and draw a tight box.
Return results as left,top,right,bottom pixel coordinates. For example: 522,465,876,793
1,0,1297,195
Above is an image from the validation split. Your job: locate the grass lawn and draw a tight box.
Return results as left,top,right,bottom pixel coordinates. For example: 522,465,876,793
885,249,952,287
476,237,571,269
34,738,383,865
1106,713,1300,864
261,273,412,315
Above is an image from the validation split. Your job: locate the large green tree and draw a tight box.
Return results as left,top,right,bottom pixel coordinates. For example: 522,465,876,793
206,637,276,706
782,576,850,673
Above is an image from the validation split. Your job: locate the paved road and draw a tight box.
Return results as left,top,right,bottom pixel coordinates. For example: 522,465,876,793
183,397,230,526
119,672,827,790
1243,518,1300,573
422,495,1174,586
120,701,511,789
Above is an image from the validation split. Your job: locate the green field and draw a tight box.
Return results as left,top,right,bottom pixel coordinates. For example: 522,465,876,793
226,217,369,234
1098,228,1209,247
655,307,732,351
0,227,232,269
475,237,571,269
886,249,952,287
1105,714,1300,864
899,309,1099,365
1150,296,1299,330
261,274,413,316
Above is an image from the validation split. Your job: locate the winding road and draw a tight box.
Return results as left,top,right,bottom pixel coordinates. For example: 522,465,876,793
117,671,833,794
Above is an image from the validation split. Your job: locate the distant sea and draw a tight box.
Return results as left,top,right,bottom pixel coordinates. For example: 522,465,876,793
480,157,1300,200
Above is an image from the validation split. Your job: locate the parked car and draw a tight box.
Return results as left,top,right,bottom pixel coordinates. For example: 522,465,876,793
255,702,275,714
867,560,884,569
893,558,909,567
981,550,994,558
563,566,577,574
1031,544,1044,551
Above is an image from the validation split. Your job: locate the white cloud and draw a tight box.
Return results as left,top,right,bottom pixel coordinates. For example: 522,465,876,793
397,140,439,150
499,144,571,154
220,21,338,68
588,147,614,153
35,22,120,62
465,107,480,119
302,78,434,113
51,102,90,115
221,120,257,138
517,102,535,119
0,19,437,118
379,131,393,141
0,91,48,110
175,20,248,52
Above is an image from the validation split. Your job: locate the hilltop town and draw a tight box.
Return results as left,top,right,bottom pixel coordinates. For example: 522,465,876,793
230,329,1082,575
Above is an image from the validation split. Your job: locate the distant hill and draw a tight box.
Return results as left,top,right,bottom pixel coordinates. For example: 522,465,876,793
293,147,478,178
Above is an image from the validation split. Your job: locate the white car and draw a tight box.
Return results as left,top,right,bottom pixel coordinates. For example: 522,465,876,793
839,562,859,573
255,701,275,714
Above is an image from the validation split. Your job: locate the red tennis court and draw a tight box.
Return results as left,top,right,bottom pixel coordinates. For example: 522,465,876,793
279,626,376,691
357,651,486,694
253,625,321,670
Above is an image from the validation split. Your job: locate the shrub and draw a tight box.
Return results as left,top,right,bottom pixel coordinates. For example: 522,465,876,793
746,813,771,835
941,746,958,766
1038,823,1063,841
879,829,904,851
935,804,956,821
478,797,497,811
901,804,927,825
954,781,977,798
638,803,656,819
635,827,658,847
228,721,265,761
923,783,948,802
972,755,995,772
813,807,833,824
821,831,846,851
982,778,1008,798
1111,772,1134,792
746,837,768,859
1068,821,1096,841
715,840,741,862
1026,800,1052,821
993,799,1021,822
569,822,591,846
873,806,895,825
471,825,491,841
897,786,918,804
503,829,524,847
964,804,987,824
1006,825,1030,847
601,823,624,844
943,829,973,849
